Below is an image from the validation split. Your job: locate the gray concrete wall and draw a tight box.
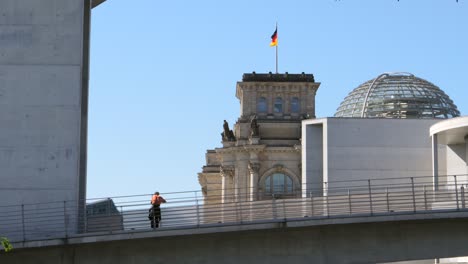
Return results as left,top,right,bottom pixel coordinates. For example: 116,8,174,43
4,216,468,264
302,123,323,196
326,118,438,182
0,0,90,238
303,118,444,194
446,143,468,187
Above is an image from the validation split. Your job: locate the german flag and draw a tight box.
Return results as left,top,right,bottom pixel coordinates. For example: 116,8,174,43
270,27,277,47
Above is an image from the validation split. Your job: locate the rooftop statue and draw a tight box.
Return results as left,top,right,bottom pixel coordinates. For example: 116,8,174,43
221,120,236,141
250,115,259,137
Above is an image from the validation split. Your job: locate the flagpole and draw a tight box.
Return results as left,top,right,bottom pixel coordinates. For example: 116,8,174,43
275,22,278,74
276,43,278,74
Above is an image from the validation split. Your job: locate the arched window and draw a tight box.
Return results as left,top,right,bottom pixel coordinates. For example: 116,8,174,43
291,97,300,113
274,97,283,113
257,97,267,113
264,173,293,195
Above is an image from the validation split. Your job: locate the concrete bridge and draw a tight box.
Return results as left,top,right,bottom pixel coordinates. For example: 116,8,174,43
2,211,468,264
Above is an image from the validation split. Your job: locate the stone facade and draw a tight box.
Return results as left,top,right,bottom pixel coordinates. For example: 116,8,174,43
198,73,320,205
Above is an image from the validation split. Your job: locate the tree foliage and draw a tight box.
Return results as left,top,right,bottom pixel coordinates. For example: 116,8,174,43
1,237,13,252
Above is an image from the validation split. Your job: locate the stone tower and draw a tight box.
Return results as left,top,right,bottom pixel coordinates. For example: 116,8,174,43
198,72,320,205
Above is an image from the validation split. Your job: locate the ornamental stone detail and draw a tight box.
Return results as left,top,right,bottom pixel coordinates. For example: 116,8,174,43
274,164,284,172
220,165,235,178
248,162,260,174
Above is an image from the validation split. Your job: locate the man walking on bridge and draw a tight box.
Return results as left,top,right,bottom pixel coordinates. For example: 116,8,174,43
149,192,166,228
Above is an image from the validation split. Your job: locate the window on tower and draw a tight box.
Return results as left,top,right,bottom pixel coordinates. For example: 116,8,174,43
257,97,267,113
291,97,300,113
274,97,283,113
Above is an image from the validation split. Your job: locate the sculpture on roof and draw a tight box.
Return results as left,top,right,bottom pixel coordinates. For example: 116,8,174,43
221,120,236,141
250,115,259,137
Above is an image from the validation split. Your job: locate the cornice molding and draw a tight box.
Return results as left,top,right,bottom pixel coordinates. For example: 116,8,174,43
264,146,301,153
238,83,319,93
215,145,266,154
215,145,299,154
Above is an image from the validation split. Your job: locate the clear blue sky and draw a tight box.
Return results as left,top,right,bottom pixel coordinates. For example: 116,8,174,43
87,0,468,199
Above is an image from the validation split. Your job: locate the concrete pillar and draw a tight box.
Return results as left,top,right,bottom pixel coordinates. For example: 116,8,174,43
248,162,260,201
465,135,468,176
464,135,468,160
432,134,439,191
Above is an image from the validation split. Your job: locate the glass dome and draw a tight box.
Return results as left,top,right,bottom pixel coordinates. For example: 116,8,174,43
334,72,460,119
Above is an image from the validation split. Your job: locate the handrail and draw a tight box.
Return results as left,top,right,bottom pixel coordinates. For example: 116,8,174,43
1,174,468,244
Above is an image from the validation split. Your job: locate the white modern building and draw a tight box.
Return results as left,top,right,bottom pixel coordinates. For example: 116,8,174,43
301,117,444,196
302,72,465,197
430,116,468,190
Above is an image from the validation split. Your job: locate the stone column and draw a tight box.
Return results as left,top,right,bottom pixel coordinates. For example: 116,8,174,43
248,162,260,201
220,166,235,223
235,155,249,203
220,166,234,203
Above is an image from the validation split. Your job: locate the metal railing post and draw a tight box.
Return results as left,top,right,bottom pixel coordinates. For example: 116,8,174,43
411,177,416,213
386,187,390,213
63,201,68,238
348,189,352,215
238,198,243,224
120,205,125,230
461,186,465,209
424,185,428,211
310,192,314,217
107,198,112,232
326,195,330,217
454,175,459,210
21,204,26,241
195,192,200,227
83,200,88,233
368,180,373,215
282,199,287,221
120,206,124,230
234,190,239,220
272,195,277,220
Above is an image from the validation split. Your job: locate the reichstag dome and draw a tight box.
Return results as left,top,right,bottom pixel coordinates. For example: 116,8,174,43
334,72,460,119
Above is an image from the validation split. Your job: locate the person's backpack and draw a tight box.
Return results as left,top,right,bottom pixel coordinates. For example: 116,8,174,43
148,208,154,220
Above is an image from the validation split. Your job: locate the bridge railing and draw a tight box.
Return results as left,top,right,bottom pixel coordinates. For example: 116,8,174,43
1,174,468,244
